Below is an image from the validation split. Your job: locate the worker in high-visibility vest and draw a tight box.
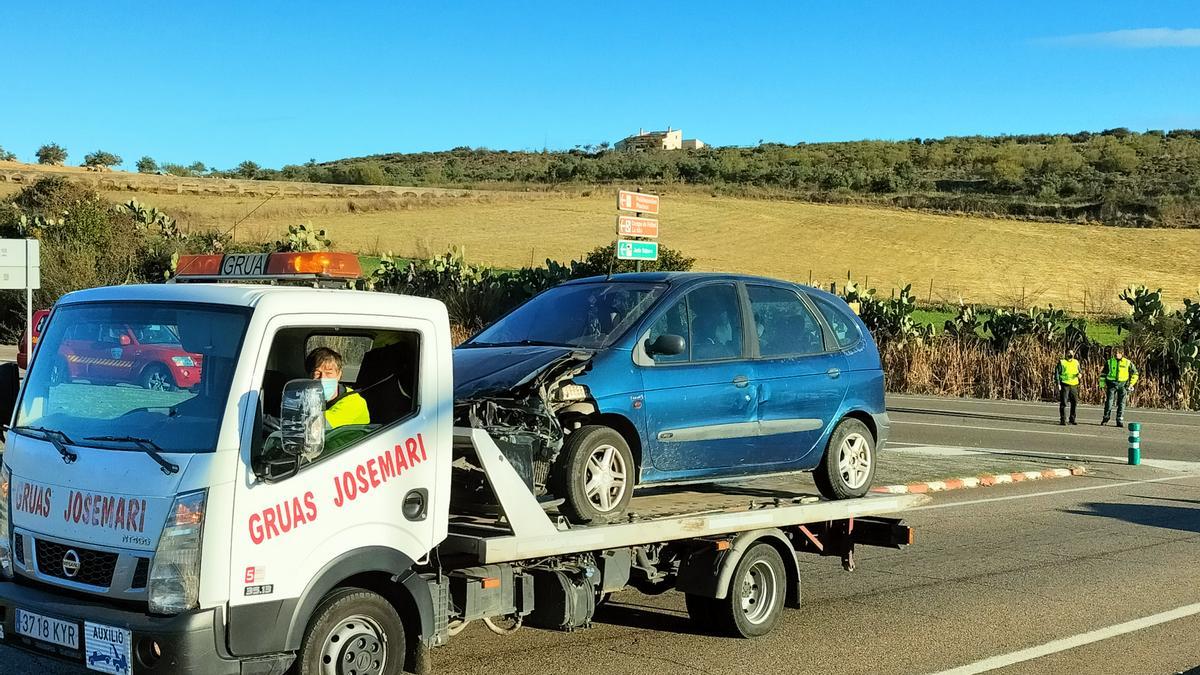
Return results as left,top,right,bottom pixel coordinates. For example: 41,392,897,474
1056,347,1081,426
306,347,370,429
1100,347,1139,428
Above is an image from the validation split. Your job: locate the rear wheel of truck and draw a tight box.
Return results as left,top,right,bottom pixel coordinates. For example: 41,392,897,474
296,587,406,675
686,542,787,638
812,418,875,500
553,425,635,524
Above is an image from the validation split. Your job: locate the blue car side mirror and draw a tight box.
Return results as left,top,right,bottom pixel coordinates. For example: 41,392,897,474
646,334,686,358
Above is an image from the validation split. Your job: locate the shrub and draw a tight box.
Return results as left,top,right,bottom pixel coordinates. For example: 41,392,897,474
235,161,260,179
275,224,331,252
35,143,67,166
0,146,15,162
570,241,696,276
136,156,158,173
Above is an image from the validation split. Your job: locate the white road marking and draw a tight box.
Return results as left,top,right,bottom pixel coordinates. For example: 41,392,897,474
891,394,1200,420
892,420,1105,438
929,601,1200,674
889,442,1200,472
911,474,1200,511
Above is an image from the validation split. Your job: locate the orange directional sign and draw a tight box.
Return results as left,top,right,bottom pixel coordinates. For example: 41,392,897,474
617,215,659,238
617,190,660,215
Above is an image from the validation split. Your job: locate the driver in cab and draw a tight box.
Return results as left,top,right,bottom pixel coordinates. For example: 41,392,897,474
306,347,370,429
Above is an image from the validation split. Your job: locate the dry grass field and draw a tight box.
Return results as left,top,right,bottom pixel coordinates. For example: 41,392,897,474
3,166,1198,310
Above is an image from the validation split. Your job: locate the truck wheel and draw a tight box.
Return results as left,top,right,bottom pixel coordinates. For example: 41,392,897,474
552,425,635,524
296,587,405,675
141,364,175,391
686,543,787,638
812,418,875,500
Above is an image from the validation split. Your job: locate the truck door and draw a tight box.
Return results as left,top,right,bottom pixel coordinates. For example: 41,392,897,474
745,284,849,466
639,282,762,475
226,314,449,656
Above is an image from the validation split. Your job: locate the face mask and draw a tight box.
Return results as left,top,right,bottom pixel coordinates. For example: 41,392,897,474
319,378,339,401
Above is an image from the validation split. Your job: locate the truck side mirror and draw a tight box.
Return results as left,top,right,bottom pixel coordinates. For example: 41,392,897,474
0,363,19,431
646,334,686,358
280,379,326,461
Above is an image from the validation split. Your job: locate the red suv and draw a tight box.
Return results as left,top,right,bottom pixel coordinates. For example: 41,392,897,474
17,309,50,370
47,320,203,391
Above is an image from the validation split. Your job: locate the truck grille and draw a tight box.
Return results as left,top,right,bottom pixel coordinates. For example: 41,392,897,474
131,557,150,589
35,538,118,588
14,534,24,565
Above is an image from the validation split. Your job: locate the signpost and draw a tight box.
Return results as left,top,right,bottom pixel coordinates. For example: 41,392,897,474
613,189,660,270
617,190,660,215
616,215,659,238
617,239,659,261
0,239,41,366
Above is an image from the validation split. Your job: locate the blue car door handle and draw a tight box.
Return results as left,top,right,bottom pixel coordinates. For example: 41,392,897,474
826,368,841,379
732,375,750,388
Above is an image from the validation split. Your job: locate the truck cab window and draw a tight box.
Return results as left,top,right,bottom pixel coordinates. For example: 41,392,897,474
257,327,420,473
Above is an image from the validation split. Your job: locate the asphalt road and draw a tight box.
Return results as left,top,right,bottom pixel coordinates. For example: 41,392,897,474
2,394,1198,674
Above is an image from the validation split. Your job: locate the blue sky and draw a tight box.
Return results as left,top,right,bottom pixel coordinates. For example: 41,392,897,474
2,1,1198,169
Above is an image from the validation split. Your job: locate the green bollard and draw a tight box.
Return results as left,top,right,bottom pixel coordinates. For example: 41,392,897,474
1128,422,1141,466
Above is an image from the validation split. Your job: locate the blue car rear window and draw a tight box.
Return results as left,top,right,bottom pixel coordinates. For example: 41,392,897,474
809,293,863,349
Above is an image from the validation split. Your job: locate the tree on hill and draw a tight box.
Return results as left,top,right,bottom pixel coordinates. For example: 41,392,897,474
188,161,207,175
36,143,67,166
83,150,122,169
235,160,260,179
136,156,159,173
0,146,15,162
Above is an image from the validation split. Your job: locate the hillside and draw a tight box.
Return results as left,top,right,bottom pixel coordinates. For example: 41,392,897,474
4,170,1197,311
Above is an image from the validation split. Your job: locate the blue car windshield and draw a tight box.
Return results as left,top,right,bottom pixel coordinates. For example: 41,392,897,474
14,301,252,454
470,282,667,349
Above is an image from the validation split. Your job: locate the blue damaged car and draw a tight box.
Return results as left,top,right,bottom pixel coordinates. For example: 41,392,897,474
453,272,887,523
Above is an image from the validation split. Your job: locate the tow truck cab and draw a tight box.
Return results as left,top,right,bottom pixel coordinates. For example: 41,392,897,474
0,256,453,674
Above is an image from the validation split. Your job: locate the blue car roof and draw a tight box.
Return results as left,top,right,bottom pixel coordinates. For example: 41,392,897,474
561,272,843,303
563,271,785,286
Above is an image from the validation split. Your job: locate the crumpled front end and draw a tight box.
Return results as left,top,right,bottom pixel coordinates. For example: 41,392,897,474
452,350,594,500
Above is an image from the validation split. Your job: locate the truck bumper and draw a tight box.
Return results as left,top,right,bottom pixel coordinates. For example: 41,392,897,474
0,580,291,675
872,411,891,450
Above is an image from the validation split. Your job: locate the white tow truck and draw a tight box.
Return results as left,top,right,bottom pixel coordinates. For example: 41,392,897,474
0,252,922,675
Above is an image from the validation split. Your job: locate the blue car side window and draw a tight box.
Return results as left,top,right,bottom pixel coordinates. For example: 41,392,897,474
748,285,826,356
809,293,863,349
686,285,743,361
647,297,690,363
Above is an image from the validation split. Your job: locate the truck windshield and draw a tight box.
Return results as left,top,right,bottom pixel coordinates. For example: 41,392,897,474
468,282,666,349
15,301,252,454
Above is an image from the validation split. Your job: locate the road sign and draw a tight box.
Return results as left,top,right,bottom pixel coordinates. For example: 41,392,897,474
617,239,658,261
617,215,659,238
617,190,660,215
0,239,40,289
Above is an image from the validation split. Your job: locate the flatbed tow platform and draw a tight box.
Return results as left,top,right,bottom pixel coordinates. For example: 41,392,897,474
443,428,926,566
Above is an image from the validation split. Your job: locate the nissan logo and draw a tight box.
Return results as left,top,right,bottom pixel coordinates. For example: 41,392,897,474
62,549,81,578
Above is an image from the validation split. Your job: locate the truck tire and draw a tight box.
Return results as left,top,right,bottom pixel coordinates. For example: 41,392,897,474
812,418,875,500
296,587,406,675
686,542,787,638
141,363,175,392
552,425,635,524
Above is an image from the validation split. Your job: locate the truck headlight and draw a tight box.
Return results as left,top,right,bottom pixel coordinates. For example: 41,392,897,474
0,463,12,578
148,489,206,614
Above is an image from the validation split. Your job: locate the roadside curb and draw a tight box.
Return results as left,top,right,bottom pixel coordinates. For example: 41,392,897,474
870,466,1087,495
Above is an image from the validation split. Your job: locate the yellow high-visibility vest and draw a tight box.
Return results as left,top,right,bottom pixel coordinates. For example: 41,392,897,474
326,386,370,428
1058,358,1080,386
1103,357,1139,387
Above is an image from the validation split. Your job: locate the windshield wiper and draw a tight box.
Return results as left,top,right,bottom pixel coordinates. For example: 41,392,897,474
12,426,78,464
84,435,180,475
